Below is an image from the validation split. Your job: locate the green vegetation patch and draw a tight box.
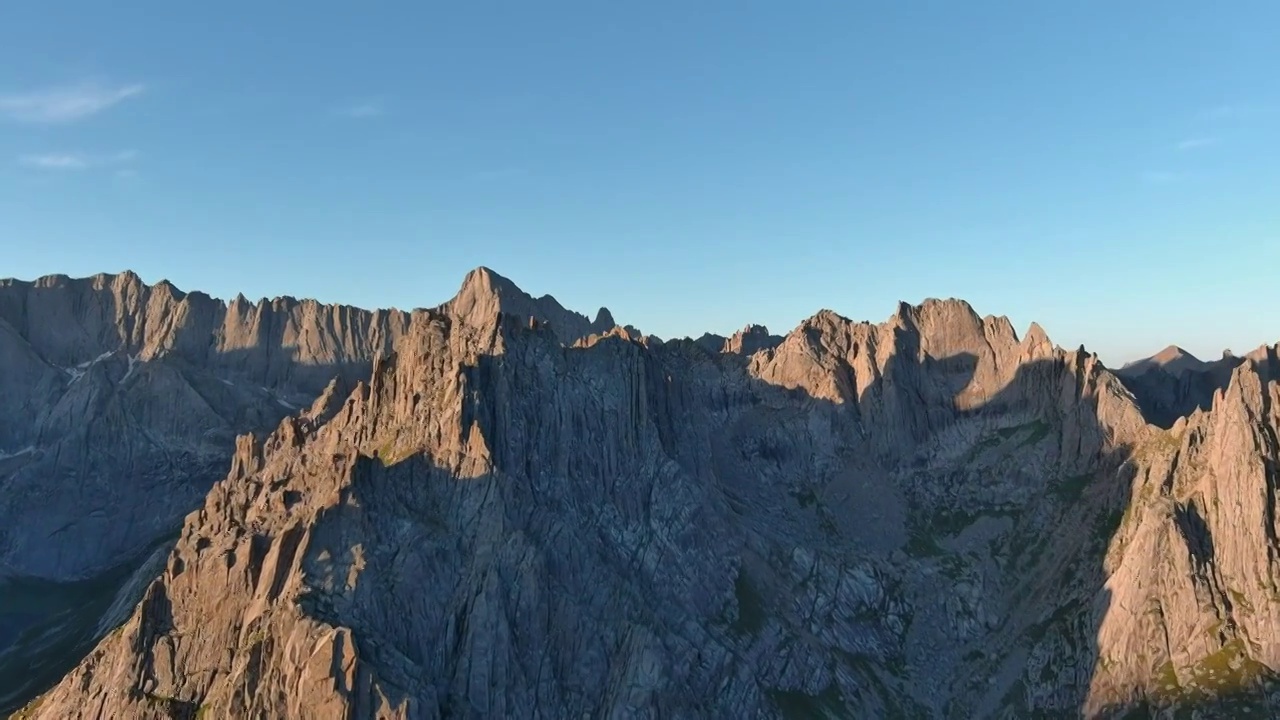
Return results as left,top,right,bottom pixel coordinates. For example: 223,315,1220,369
792,487,818,509
1228,588,1255,615
1095,509,1125,548
1148,638,1276,712
730,570,767,636
1024,600,1082,645
1134,431,1182,463
767,681,846,720
374,439,404,466
940,554,968,580
10,695,44,720
1183,639,1269,697
1019,420,1052,447
1053,473,1093,504
995,419,1052,448
905,506,1019,559
904,526,944,558
243,626,269,648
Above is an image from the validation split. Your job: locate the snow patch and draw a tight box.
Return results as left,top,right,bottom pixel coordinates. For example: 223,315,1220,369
0,446,35,460
119,354,139,384
72,350,115,370
63,350,116,384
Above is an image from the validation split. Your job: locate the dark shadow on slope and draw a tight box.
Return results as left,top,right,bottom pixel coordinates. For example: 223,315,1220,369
282,324,1142,718
3,290,1268,717
156,317,1275,718
0,348,369,715
283,320,1137,718
0,276,396,714
667,325,1270,718
1094,351,1280,718
835,347,1137,718
0,532,177,713
1114,360,1241,429
272,329,989,717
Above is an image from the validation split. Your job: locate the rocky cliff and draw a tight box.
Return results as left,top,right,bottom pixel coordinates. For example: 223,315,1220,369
5,270,1279,718
1115,346,1243,429
0,268,614,710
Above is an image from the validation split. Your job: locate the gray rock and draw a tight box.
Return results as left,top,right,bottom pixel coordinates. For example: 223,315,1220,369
5,270,1280,719
1115,345,1244,429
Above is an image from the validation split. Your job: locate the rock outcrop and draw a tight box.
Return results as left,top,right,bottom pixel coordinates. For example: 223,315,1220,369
694,324,783,356
0,268,610,710
1116,346,1243,428
5,272,1279,718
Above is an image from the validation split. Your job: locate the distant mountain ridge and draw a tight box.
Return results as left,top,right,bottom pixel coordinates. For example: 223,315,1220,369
3,268,1279,718
1115,344,1247,429
1121,344,1208,376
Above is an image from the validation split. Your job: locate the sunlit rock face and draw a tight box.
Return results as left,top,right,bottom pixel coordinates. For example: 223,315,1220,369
5,269,1279,718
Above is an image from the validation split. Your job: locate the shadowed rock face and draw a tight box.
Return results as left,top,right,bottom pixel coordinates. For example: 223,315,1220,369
1122,345,1208,377
4,272,1279,718
0,271,412,583
1116,346,1244,429
0,268,618,709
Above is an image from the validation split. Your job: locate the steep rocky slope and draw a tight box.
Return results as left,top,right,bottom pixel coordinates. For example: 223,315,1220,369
1116,347,1243,429
6,269,1280,718
0,268,613,711
1089,344,1280,716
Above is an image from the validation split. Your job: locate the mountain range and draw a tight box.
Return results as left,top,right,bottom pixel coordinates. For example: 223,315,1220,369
2,268,1278,719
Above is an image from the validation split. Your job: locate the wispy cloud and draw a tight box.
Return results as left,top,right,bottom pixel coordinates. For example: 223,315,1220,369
336,100,384,119
19,153,90,170
0,82,145,124
17,149,138,171
1176,137,1219,151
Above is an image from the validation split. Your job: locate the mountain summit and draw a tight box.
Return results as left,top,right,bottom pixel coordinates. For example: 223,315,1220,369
1121,344,1207,376
444,266,619,344
3,268,1279,718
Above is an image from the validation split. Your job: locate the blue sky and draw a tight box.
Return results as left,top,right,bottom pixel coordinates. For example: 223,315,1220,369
1,2,1276,365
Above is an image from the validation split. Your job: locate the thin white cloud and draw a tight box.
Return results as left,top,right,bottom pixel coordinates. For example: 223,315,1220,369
17,149,139,171
19,153,90,170
1176,137,1218,151
0,82,145,124
336,101,384,119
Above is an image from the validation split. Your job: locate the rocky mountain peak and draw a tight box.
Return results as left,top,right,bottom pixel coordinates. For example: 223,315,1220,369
454,265,522,304
1245,342,1279,366
1153,343,1191,360
1121,344,1206,377
1114,342,1252,429
722,324,783,355
1020,321,1054,359
444,266,612,345
592,306,616,331
4,267,1279,719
